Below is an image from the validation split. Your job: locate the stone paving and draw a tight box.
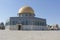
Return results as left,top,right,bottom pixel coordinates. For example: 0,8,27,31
0,30,60,40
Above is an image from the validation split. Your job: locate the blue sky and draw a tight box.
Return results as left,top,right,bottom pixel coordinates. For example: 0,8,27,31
0,0,60,25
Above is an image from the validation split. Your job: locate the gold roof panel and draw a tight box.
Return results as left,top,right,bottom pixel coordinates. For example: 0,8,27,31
18,6,34,14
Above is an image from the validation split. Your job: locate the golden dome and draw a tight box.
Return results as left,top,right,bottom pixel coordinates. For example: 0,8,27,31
18,6,34,14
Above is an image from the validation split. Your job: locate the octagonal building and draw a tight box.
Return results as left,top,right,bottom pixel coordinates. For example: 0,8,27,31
5,6,47,30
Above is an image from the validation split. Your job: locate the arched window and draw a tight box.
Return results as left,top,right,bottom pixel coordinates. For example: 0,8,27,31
25,20,28,25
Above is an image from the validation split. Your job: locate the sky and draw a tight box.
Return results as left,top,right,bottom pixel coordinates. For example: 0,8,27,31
0,0,60,25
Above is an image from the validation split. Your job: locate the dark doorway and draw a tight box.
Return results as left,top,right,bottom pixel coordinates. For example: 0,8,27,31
18,25,21,30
